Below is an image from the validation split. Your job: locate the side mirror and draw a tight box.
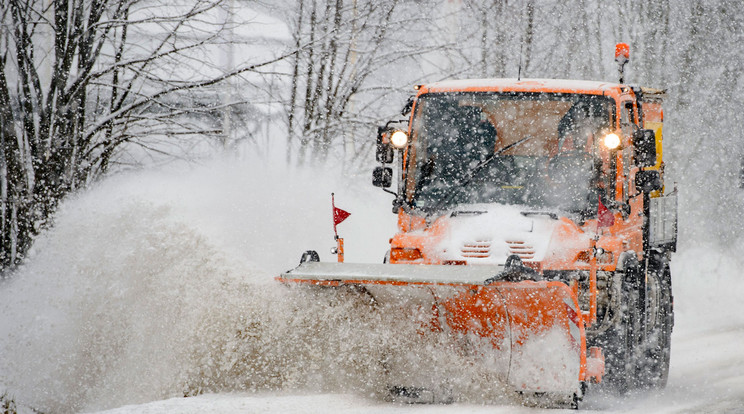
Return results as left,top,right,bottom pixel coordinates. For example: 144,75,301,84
373,166,393,188
636,169,662,193
633,129,657,167
376,126,394,163
376,143,394,163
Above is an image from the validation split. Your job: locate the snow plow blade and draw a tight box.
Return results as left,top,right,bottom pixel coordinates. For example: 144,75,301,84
278,262,589,397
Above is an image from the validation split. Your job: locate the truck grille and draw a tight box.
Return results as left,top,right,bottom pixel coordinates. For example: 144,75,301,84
506,240,535,259
461,241,491,258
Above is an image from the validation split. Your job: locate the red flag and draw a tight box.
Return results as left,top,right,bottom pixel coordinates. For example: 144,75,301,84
333,206,351,226
597,196,615,229
332,193,350,235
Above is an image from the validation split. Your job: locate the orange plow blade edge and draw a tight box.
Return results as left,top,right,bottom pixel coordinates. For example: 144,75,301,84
279,262,602,397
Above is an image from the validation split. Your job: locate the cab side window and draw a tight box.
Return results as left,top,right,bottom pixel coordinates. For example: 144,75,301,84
620,101,636,136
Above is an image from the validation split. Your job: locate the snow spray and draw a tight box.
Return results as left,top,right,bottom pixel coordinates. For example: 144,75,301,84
0,157,512,413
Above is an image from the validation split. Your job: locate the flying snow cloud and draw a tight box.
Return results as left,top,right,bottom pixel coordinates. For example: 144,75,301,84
0,155,424,413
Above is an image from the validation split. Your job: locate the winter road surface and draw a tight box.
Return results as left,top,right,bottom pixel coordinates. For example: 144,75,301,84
92,246,744,414
1,159,743,413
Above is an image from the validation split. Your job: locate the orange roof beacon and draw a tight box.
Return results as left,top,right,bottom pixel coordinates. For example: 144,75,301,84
279,44,677,408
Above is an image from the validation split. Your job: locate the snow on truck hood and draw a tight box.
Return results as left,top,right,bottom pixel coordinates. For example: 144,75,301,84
434,204,559,265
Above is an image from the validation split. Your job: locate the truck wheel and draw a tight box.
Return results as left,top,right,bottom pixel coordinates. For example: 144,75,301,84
637,262,673,389
597,267,643,393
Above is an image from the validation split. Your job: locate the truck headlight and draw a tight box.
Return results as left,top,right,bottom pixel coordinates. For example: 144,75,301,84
390,130,409,149
603,133,621,150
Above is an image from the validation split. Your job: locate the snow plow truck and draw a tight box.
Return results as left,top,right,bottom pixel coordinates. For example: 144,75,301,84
279,45,677,407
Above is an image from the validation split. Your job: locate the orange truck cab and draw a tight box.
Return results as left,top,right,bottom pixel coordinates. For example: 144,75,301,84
372,77,677,395
281,48,677,407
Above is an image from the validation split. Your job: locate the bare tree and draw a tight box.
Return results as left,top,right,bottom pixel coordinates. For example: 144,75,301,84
285,0,404,165
459,0,510,78
0,0,294,270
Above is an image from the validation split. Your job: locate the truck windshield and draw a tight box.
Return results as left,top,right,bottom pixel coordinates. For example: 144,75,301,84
406,92,614,214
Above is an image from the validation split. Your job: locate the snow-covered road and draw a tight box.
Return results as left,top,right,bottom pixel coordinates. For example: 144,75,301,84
2,158,742,413
92,246,744,414
95,320,744,414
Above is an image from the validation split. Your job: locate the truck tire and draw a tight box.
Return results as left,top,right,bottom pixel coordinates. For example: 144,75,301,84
596,266,643,393
637,260,673,389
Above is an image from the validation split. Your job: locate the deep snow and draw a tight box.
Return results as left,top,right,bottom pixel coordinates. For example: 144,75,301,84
1,156,743,413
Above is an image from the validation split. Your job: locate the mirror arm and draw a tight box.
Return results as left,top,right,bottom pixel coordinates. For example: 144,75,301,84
401,96,414,116
382,188,397,197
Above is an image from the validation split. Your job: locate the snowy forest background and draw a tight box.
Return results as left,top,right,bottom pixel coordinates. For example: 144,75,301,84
1,0,743,270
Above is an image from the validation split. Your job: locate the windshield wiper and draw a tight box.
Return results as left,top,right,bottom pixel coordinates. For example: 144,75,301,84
427,135,535,214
